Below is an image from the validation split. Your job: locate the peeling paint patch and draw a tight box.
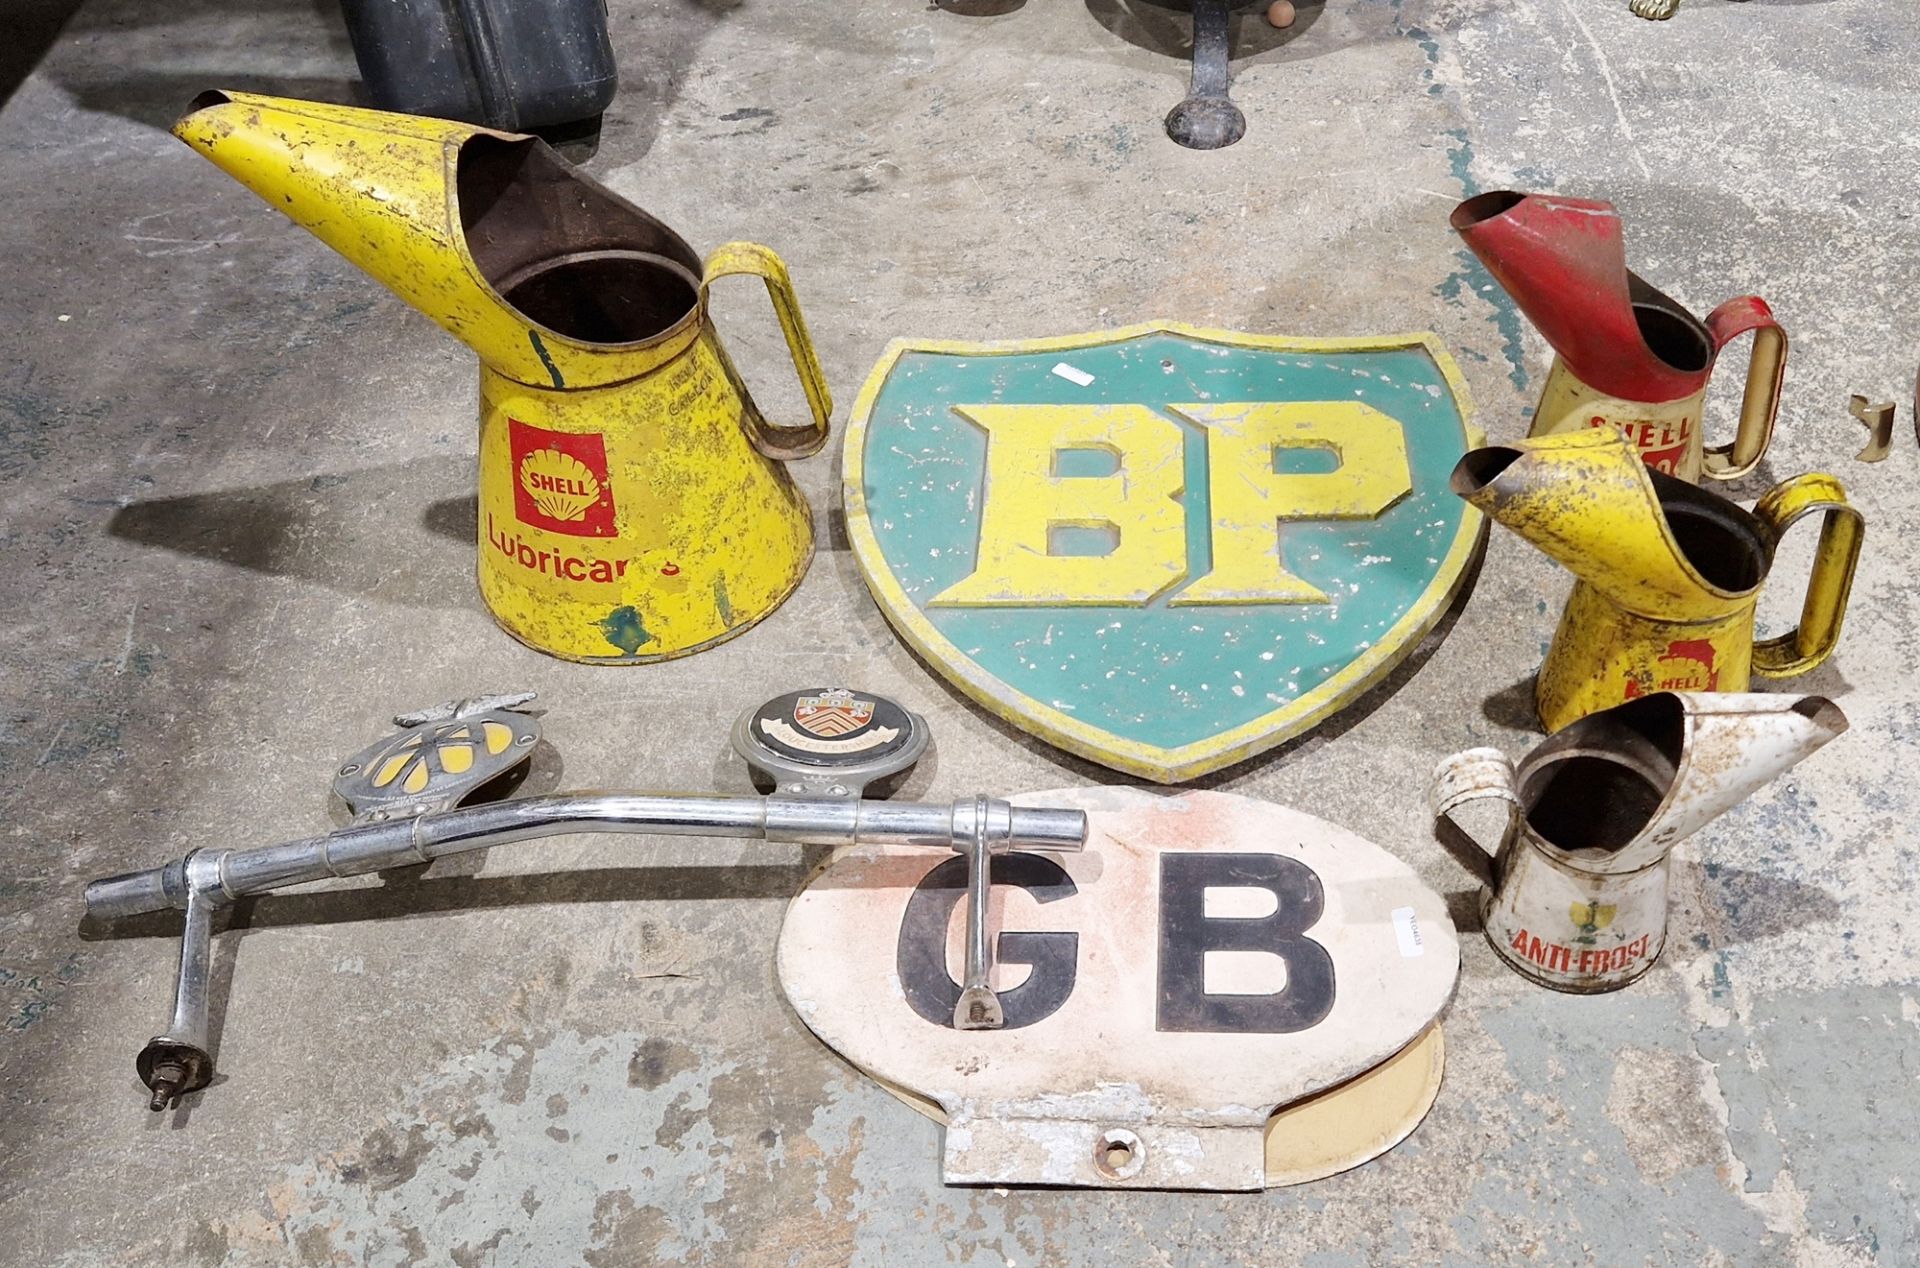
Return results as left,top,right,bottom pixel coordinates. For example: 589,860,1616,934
255,1031,742,1266
1604,1046,1723,1184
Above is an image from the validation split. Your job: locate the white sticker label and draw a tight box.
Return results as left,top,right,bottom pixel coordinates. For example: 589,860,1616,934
1050,362,1095,387
1392,906,1424,958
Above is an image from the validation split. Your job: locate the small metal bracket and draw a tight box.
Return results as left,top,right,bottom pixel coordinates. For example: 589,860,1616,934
1850,394,1897,463
731,687,929,798
334,694,541,822
954,795,1008,1030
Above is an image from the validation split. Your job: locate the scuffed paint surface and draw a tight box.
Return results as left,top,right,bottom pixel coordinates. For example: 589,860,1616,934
242,1032,740,1265
853,335,1476,759
4,0,1919,1264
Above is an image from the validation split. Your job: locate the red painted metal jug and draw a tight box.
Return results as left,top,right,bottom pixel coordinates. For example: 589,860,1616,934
1452,190,1786,483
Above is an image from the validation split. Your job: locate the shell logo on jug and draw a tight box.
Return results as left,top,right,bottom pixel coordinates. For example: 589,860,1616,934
509,419,617,537
520,450,602,522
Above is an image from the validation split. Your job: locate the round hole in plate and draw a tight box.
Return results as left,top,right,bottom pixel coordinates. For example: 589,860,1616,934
1094,1128,1145,1180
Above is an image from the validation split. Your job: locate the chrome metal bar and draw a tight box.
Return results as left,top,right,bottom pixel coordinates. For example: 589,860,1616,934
954,796,1003,1030
86,793,1088,922
88,788,1087,1107
138,851,221,1110
164,883,214,1050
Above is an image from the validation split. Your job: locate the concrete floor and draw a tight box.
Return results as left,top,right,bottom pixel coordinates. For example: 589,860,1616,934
3,0,1917,1263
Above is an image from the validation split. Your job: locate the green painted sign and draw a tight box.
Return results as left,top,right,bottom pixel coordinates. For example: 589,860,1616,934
844,323,1484,781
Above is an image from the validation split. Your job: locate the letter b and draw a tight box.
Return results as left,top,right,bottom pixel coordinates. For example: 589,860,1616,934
1156,853,1335,1033
928,404,1188,607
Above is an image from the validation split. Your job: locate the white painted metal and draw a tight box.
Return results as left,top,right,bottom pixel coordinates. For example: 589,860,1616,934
777,787,1459,1190
1432,692,1846,992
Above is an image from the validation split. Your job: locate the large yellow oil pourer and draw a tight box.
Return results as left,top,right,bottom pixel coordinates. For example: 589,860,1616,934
173,91,833,662
1450,430,1862,732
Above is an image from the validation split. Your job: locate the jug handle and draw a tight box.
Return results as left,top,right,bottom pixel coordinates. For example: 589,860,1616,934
1751,473,1865,677
1700,297,1787,481
702,242,835,461
1429,747,1518,890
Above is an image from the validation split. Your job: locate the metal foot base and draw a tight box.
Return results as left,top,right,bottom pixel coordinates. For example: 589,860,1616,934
138,1038,212,1111
1167,0,1245,150
1166,96,1247,150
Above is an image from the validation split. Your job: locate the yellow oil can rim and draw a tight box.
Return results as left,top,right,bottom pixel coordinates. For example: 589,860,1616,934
841,321,1487,782
443,135,708,362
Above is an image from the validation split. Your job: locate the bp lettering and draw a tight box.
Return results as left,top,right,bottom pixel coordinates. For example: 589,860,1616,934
928,402,1413,608
1156,853,1336,1033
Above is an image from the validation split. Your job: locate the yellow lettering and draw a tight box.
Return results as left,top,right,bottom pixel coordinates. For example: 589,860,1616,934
1170,402,1412,605
930,405,1188,607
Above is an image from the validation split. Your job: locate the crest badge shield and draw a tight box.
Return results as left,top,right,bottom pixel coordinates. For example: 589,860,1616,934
794,688,876,737
843,323,1484,781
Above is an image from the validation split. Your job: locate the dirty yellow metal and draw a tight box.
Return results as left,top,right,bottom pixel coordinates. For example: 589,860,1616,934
1452,430,1863,732
1530,348,1783,483
173,91,832,662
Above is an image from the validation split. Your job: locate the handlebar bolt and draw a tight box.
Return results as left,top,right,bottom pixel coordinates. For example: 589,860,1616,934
137,1038,212,1111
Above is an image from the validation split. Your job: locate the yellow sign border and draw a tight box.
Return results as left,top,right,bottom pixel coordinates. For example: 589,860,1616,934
842,321,1487,782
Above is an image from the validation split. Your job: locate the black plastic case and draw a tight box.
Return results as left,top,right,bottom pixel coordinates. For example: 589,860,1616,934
341,0,617,133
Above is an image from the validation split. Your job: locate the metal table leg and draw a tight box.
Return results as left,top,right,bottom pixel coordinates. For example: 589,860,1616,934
1166,0,1246,150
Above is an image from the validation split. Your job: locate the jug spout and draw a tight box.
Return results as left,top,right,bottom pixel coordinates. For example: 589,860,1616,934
1450,429,1753,620
1524,692,1846,870
1451,191,1710,404
173,91,705,389
1638,692,1847,850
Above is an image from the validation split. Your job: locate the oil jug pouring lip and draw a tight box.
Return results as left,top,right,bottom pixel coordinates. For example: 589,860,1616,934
484,246,707,355
172,90,713,387
1449,430,1774,613
1451,189,1715,403
454,132,709,356
1518,692,1847,873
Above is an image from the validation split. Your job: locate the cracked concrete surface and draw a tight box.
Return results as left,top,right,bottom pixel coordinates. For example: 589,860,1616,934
2,0,1916,1263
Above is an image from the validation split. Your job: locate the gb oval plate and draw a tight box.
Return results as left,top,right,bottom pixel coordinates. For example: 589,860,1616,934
778,786,1459,1189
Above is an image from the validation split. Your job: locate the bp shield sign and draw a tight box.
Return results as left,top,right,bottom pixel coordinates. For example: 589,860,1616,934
843,323,1484,781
